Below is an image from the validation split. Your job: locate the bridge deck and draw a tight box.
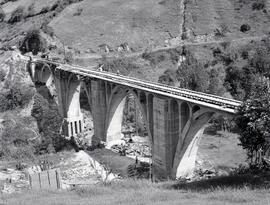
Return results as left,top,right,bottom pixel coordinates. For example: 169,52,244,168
31,57,242,114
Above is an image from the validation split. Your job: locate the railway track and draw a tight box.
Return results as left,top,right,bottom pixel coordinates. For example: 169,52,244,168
31,57,242,114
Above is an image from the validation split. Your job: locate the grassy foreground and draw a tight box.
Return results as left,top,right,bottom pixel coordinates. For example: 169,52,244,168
1,179,270,205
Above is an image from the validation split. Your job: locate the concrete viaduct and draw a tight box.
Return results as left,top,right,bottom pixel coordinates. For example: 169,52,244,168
26,56,242,180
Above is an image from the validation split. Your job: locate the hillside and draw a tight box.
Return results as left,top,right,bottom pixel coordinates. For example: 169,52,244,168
49,0,182,52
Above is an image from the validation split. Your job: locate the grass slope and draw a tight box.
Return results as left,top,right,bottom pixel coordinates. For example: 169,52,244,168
186,0,270,39
49,0,181,52
198,131,247,173
1,180,270,205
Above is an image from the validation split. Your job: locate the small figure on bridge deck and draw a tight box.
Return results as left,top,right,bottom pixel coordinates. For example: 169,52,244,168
41,51,50,60
98,65,104,71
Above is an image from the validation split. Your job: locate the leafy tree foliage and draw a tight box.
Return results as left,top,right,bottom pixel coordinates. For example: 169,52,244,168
225,37,270,100
0,82,34,112
177,54,209,92
0,116,36,160
235,78,270,163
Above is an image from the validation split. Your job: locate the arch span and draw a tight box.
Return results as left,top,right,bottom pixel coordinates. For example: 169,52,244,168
106,88,153,148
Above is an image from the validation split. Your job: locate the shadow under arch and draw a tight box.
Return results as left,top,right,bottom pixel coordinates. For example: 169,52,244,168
180,102,190,133
170,99,180,168
65,73,82,119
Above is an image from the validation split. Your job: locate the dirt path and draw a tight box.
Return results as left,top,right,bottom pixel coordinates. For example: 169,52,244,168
75,35,267,63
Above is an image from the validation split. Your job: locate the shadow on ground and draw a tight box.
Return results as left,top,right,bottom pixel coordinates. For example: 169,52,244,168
166,174,270,191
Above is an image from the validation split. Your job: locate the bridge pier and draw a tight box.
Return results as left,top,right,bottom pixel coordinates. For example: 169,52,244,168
54,70,84,137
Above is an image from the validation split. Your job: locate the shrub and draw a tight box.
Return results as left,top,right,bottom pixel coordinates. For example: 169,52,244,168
8,6,25,24
0,69,6,81
142,49,181,66
64,51,74,64
42,24,54,37
0,82,34,112
101,56,139,75
73,8,83,16
241,50,249,59
252,0,265,10
40,6,50,14
0,119,36,160
240,24,251,33
0,7,5,22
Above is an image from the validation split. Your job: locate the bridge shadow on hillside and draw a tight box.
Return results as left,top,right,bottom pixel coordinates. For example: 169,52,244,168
166,174,270,191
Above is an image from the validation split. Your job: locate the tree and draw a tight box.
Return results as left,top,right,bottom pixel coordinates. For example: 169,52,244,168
235,77,270,163
208,66,226,96
176,54,209,92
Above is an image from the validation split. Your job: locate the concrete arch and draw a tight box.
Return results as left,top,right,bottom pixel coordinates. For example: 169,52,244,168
106,86,127,129
106,88,153,147
172,110,215,179
192,107,213,120
66,74,82,118
40,63,52,84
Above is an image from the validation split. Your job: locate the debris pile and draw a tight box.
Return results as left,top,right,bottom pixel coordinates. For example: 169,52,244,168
60,151,120,186
0,169,29,194
110,135,151,162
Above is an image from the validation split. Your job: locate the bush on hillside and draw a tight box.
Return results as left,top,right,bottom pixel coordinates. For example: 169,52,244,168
0,82,34,112
158,69,177,86
0,69,6,81
19,29,47,55
0,0,18,5
252,0,265,10
31,93,74,154
73,8,83,16
240,24,251,33
40,6,50,14
101,56,139,75
41,24,54,37
26,3,35,17
0,7,5,22
142,48,181,66
51,0,84,14
8,6,25,24
0,119,37,160
64,51,74,64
